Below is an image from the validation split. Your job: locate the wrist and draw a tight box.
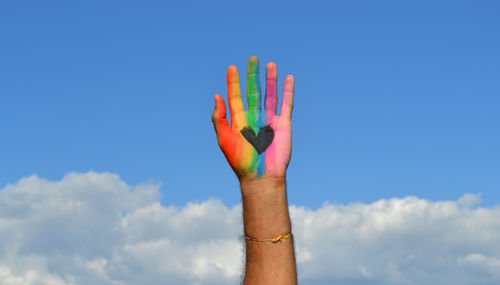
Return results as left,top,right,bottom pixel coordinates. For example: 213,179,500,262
239,175,287,197
240,176,291,237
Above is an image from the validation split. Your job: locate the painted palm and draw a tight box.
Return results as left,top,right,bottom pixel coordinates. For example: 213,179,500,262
212,56,295,178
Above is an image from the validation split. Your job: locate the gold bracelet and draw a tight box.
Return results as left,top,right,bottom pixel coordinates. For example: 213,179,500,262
244,233,293,243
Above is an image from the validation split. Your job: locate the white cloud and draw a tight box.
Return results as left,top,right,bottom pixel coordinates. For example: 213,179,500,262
0,172,499,285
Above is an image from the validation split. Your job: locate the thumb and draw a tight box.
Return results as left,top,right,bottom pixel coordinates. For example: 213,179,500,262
212,94,230,136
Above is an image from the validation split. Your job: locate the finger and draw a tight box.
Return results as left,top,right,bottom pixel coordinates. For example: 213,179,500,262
227,65,245,126
280,75,295,120
212,94,231,137
265,62,278,117
247,56,261,111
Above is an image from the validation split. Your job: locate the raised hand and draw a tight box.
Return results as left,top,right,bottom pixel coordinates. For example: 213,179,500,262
212,56,295,180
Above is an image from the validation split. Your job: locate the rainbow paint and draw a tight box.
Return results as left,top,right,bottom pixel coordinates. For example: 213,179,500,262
212,56,295,178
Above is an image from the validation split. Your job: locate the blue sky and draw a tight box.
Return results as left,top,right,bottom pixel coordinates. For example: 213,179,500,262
1,0,499,208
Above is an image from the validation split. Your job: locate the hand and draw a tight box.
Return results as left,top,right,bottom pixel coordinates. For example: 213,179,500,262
212,56,295,180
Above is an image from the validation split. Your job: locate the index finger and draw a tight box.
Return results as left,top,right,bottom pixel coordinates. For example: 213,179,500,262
227,65,245,127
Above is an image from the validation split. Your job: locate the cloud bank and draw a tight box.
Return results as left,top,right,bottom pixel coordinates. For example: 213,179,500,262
0,172,499,285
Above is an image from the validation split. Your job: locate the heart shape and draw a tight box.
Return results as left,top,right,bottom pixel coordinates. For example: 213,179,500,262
240,125,274,155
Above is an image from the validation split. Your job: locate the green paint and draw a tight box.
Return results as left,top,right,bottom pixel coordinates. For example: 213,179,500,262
247,58,261,112
246,57,262,173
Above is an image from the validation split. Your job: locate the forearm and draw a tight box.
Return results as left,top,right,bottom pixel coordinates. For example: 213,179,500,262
241,177,297,285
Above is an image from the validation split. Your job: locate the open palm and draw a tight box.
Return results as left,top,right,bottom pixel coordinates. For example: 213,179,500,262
212,56,295,180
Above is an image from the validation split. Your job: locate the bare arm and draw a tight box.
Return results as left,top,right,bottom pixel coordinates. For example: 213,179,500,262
241,178,296,284
212,56,296,284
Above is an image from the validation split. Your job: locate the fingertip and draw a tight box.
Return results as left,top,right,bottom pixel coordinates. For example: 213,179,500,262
213,95,219,114
284,75,295,91
248,56,260,73
227,65,240,83
213,94,227,119
214,94,224,106
214,94,219,106
266,62,277,79
249,55,259,62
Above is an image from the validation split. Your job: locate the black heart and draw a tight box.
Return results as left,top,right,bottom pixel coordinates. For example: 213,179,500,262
240,125,275,155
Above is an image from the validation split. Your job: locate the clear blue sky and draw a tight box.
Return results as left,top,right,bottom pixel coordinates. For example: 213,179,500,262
1,1,498,208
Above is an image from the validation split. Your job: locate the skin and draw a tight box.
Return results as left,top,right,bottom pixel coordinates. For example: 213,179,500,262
212,56,297,285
